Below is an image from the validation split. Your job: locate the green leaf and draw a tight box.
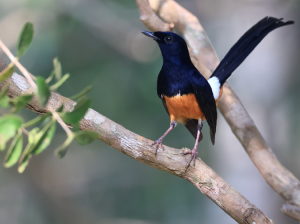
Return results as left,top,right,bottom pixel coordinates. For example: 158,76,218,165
31,119,56,155
0,96,9,108
17,22,34,58
4,129,23,168
56,104,64,112
22,128,39,152
0,62,14,82
61,96,91,125
0,115,23,150
54,134,74,158
22,114,51,128
40,116,52,127
28,127,39,144
74,131,99,146
0,84,10,108
36,76,50,107
72,123,80,132
18,154,32,173
53,58,62,80
10,94,33,113
49,73,70,91
70,86,92,100
0,83,9,99
45,70,55,84
17,128,38,173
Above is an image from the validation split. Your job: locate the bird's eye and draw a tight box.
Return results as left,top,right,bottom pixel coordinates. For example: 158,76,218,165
164,36,173,43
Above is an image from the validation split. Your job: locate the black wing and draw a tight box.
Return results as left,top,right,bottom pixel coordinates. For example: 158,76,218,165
191,74,217,144
161,98,203,142
161,97,169,115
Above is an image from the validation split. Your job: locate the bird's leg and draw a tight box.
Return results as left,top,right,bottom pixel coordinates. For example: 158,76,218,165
182,121,203,168
151,121,177,154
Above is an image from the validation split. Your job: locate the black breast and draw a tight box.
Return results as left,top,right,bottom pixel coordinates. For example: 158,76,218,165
157,64,195,97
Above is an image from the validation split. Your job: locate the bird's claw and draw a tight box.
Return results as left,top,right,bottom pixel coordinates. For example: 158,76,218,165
151,138,164,154
182,148,198,168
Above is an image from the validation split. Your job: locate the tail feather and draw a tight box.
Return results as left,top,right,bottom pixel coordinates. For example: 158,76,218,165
184,119,203,143
210,17,294,85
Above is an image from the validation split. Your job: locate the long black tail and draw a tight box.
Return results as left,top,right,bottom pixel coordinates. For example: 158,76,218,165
210,17,294,85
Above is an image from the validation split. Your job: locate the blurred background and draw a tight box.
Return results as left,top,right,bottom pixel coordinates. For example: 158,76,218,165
0,0,299,223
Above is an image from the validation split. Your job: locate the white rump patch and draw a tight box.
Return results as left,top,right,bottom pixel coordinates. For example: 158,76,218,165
207,77,221,100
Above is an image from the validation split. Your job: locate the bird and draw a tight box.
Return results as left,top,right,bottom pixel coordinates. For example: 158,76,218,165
141,17,294,168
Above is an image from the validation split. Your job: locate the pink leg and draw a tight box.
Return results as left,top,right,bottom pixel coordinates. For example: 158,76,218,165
151,121,177,154
182,121,203,168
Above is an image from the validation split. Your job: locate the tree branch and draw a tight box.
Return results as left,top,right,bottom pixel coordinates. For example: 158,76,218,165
136,0,173,32
139,0,300,221
0,57,273,223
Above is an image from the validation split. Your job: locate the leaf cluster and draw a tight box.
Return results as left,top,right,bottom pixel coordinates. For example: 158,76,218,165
0,22,99,173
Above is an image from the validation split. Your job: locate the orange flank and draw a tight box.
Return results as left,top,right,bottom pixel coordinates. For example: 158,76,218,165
164,86,223,124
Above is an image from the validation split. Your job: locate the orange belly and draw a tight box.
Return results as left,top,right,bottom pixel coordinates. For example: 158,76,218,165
164,87,223,124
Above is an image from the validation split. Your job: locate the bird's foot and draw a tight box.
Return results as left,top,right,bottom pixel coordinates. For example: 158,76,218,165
151,138,164,154
182,147,198,168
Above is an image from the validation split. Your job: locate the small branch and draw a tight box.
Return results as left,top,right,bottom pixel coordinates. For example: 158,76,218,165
48,107,73,137
139,0,300,221
21,127,29,136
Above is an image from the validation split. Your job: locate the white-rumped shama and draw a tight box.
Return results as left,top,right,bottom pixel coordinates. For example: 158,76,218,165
142,17,294,167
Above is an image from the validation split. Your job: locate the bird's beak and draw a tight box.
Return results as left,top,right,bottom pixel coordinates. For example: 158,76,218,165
141,31,160,41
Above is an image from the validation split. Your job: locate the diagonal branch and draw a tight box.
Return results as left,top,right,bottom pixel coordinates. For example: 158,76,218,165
138,0,300,221
0,57,273,223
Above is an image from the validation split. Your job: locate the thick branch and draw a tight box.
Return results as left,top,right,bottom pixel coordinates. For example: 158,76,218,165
139,0,300,221
0,58,272,224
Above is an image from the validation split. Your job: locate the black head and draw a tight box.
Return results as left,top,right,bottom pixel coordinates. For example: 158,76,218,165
141,31,191,64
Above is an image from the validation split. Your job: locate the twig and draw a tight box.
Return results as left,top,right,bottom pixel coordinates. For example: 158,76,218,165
48,107,73,137
0,39,36,86
21,127,29,136
140,0,300,221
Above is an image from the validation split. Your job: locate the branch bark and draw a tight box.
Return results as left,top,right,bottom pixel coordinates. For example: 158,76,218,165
136,0,173,32
0,58,273,223
139,0,300,221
